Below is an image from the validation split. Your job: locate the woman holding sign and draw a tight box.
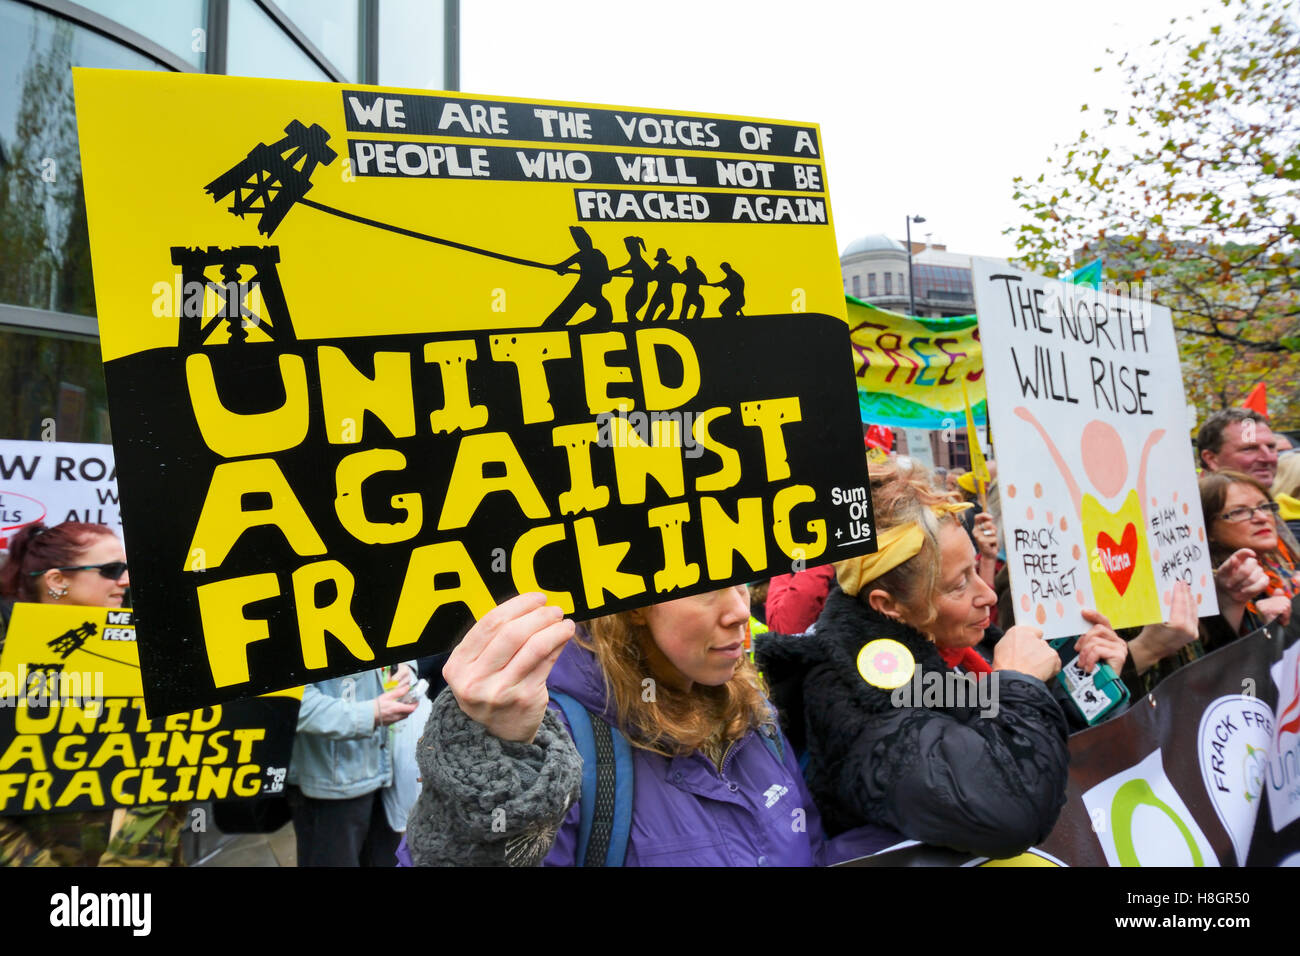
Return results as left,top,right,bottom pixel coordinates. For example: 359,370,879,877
758,462,1097,859
1122,471,1295,695
0,522,185,867
1201,471,1300,628
402,586,889,866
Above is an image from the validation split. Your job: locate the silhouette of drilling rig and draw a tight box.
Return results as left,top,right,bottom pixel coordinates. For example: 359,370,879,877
171,120,337,349
206,118,338,237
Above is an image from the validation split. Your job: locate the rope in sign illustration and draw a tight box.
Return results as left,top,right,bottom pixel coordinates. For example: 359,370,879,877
203,119,749,330
206,119,561,270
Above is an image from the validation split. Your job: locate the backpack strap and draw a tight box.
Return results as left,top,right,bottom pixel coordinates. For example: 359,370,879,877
605,720,634,866
548,690,634,866
757,722,785,766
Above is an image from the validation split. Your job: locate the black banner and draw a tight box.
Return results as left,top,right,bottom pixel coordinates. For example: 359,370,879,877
107,315,873,715
339,90,821,156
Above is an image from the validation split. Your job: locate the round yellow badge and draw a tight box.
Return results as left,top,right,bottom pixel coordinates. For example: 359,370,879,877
856,639,915,689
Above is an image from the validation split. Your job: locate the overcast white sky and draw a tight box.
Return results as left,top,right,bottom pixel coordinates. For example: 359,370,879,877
461,0,1206,259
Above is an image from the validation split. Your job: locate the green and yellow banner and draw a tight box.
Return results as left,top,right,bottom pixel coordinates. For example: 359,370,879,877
846,296,985,428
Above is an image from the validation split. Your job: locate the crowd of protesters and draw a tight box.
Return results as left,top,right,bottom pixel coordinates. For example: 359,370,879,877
2,407,1296,867
393,408,1298,866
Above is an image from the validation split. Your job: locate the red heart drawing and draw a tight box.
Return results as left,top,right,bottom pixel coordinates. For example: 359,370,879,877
1097,524,1138,595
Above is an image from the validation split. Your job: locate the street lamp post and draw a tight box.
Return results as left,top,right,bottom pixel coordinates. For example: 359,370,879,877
906,214,926,317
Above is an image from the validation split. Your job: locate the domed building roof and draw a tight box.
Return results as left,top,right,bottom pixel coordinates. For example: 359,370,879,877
841,233,906,257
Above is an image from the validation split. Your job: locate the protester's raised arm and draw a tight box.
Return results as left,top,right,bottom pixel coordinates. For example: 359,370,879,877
405,594,581,866
1128,580,1198,675
1073,608,1129,674
1211,549,1268,634
973,512,999,589
991,625,1061,682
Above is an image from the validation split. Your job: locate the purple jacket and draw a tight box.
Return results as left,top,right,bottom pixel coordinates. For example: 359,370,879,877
397,640,898,867
539,641,893,866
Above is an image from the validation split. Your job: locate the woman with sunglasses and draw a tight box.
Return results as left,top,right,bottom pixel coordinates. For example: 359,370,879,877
0,521,185,866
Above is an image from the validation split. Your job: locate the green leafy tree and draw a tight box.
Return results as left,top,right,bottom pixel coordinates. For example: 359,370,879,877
1008,0,1300,426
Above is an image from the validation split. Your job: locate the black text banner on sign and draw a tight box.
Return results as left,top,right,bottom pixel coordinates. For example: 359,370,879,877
0,605,298,814
72,71,870,716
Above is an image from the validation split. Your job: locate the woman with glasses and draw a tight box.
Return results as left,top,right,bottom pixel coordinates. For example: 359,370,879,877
1124,471,1295,695
1202,471,1298,631
0,521,185,867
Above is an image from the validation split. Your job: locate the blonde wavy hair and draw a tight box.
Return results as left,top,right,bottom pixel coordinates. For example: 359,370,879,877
580,608,773,758
859,459,968,631
1273,453,1300,500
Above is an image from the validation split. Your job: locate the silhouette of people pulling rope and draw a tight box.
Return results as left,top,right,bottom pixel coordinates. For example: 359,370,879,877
712,262,746,318
545,226,613,327
543,236,746,326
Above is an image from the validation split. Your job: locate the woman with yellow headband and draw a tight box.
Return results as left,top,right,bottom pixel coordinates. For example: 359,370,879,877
759,461,1122,859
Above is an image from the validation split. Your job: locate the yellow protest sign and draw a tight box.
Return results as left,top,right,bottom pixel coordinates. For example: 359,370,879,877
0,604,299,813
73,71,873,714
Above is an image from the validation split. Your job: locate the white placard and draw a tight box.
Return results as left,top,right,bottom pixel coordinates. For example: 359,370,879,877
0,439,121,549
1196,694,1273,866
1082,748,1218,867
973,260,1215,638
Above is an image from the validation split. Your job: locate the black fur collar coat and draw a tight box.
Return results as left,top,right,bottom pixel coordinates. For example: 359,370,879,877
757,585,1070,859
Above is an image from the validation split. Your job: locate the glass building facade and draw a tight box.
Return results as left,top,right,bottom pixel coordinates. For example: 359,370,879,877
0,0,456,866
0,0,457,442
911,263,974,304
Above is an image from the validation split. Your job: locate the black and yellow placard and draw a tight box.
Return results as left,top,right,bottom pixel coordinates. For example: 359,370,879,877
72,70,874,715
0,604,298,814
